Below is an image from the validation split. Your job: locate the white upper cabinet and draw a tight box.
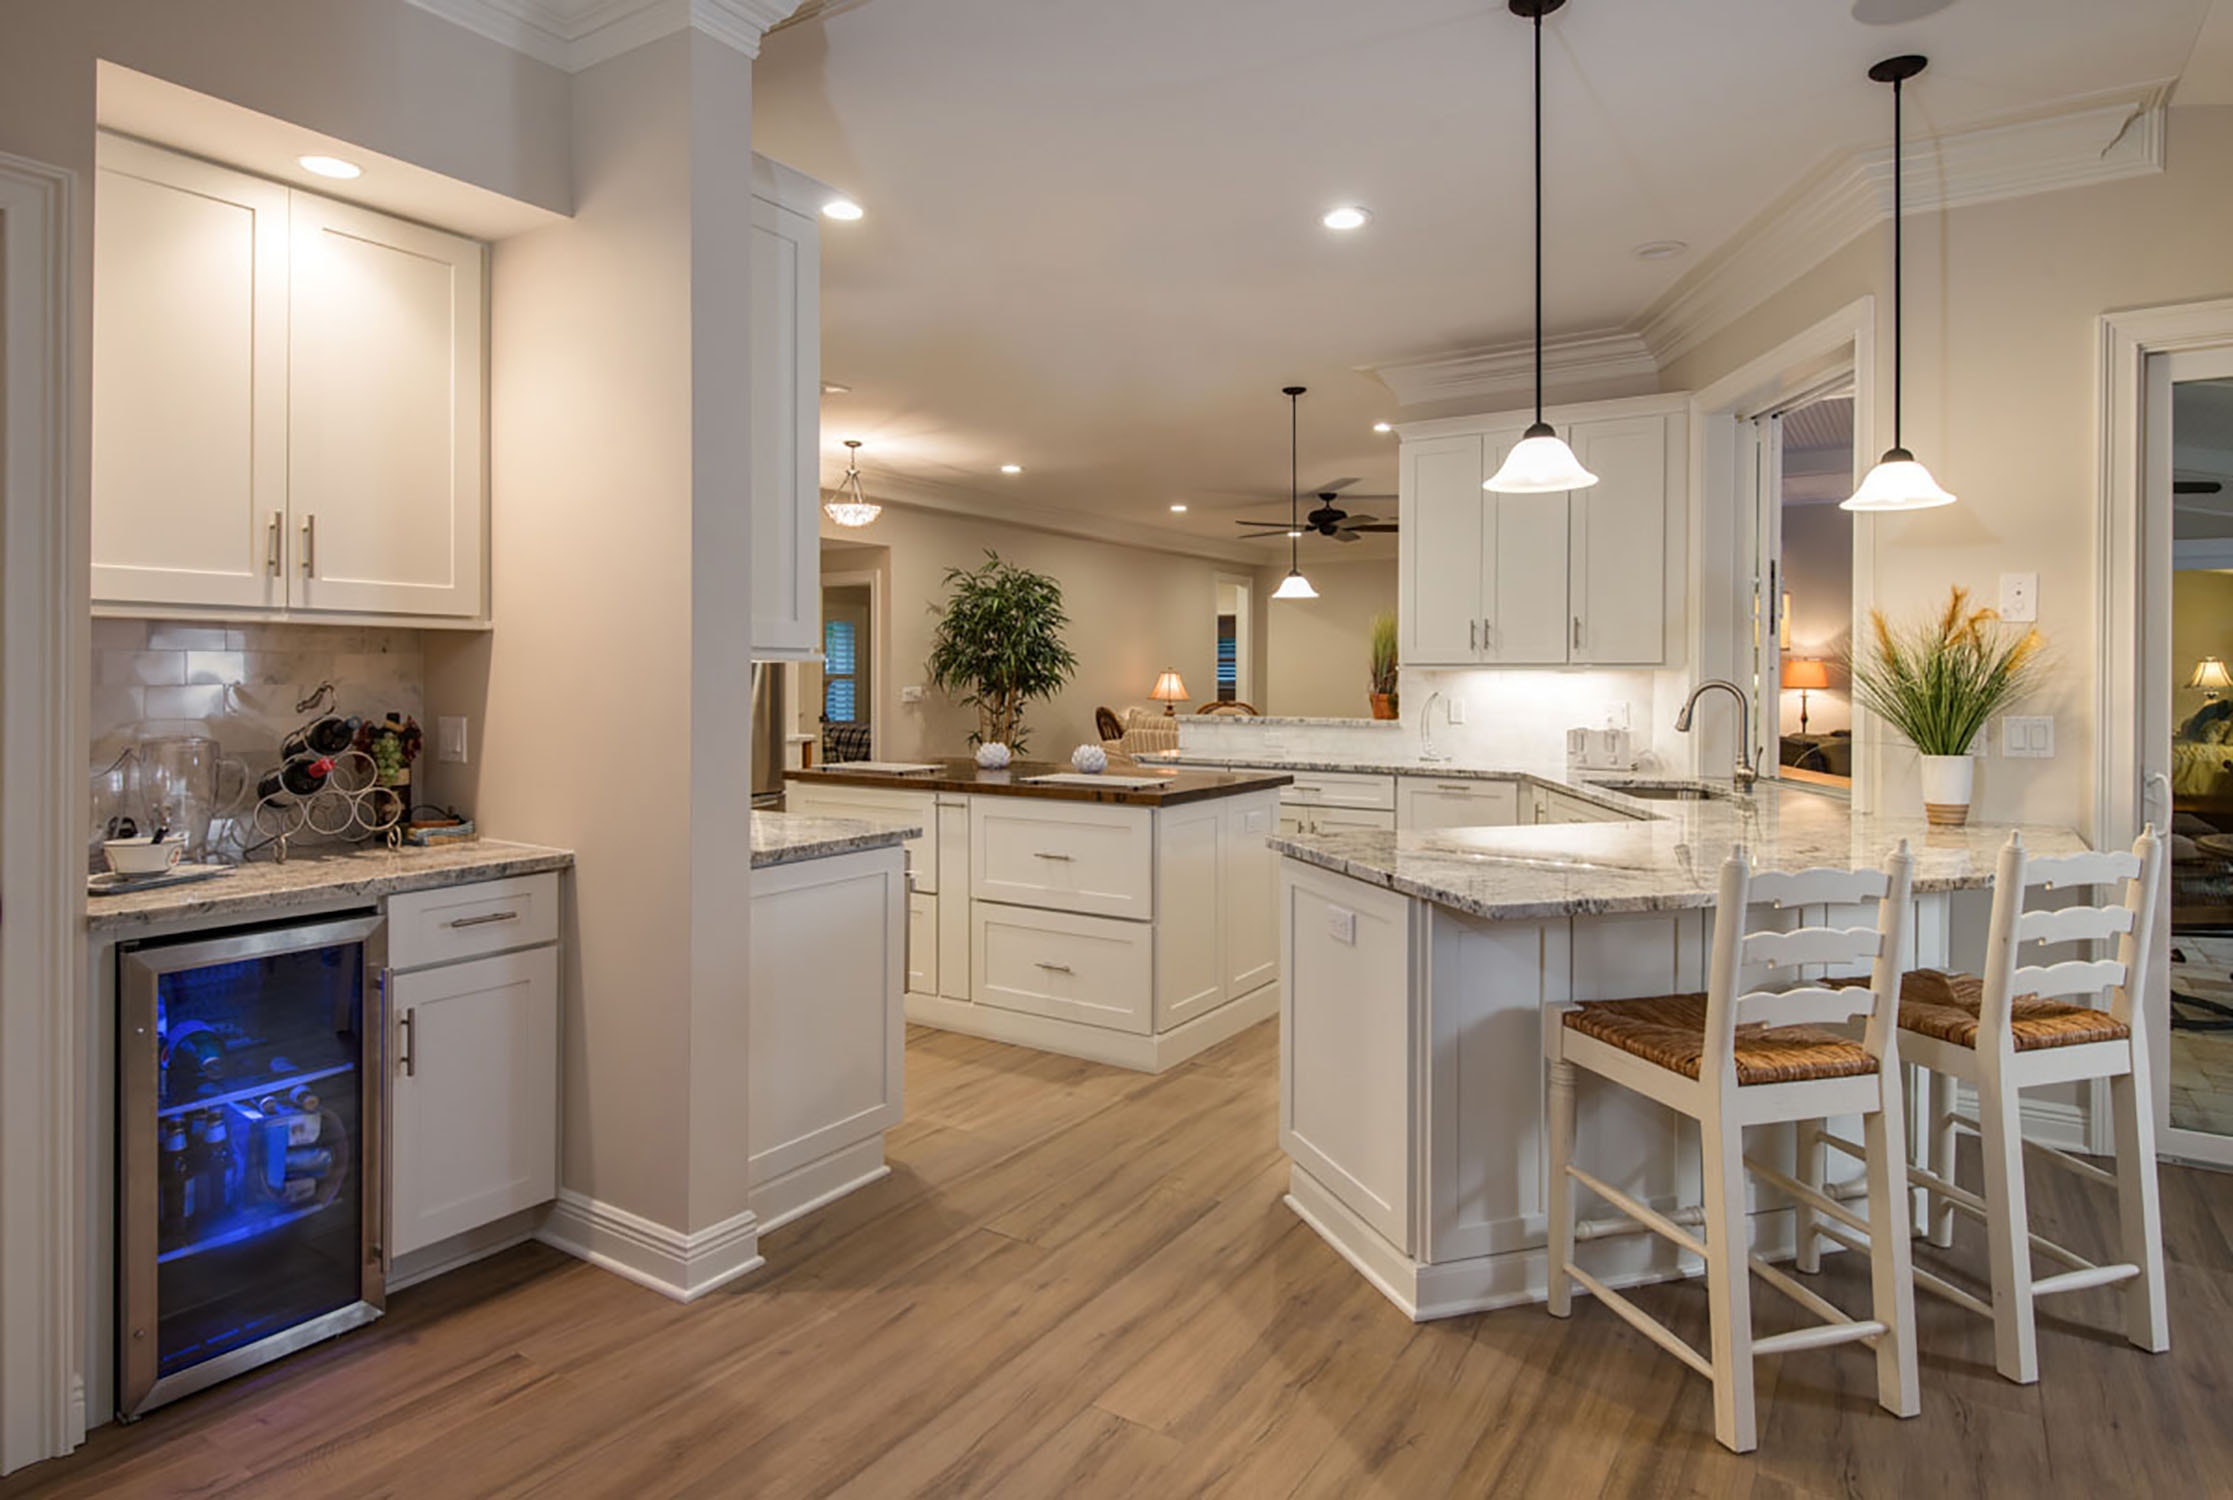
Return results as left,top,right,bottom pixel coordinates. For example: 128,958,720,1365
91,134,488,623
1397,395,1686,669
92,135,289,610
288,194,485,618
750,157,826,661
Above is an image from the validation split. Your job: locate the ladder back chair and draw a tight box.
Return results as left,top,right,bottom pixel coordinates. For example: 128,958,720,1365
1806,828,2168,1386
1546,842,1920,1454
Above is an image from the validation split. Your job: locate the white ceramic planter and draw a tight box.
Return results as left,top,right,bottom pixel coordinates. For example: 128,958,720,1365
1919,753,1975,828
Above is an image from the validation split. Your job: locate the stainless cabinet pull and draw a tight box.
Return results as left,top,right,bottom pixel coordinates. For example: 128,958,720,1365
1437,783,1475,792
301,514,317,576
1572,616,1582,649
398,1007,416,1078
267,512,283,576
446,909,520,929
1470,619,1478,652
1030,851,1073,862
1035,961,1074,974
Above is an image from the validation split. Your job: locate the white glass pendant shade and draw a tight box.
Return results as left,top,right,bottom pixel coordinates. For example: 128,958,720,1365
1272,568,1318,601
1485,425,1599,494
1841,448,1955,512
823,441,882,527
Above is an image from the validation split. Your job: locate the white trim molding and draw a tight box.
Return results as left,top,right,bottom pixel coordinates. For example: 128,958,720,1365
844,468,1284,570
538,1191,765,1302
1366,330,1658,411
405,0,806,70
0,150,85,1478
1641,83,2168,370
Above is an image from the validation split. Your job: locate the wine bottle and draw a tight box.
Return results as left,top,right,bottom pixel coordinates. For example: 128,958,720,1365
160,1123,198,1238
194,1111,240,1217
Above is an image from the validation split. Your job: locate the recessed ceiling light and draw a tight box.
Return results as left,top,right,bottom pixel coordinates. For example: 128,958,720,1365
1321,206,1371,231
821,380,852,395
1169,503,1189,513
1634,240,1689,262
1000,464,1023,475
1851,0,1956,22
298,155,361,180
822,198,864,221
1373,421,1393,433
1287,529,1303,539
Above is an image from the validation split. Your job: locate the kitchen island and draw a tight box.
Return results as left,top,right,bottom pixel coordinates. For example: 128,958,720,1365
786,759,1290,1070
1269,782,2092,1321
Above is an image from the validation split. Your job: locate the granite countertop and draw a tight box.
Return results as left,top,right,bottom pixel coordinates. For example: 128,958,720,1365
86,839,575,935
1141,748,1667,812
786,758,1292,806
752,811,920,868
1267,782,2089,921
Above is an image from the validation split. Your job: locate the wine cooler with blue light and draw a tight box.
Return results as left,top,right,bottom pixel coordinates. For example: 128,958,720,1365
118,912,387,1417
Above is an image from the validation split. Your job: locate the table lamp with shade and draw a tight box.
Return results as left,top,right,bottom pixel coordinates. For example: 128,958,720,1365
1784,657,1832,736
2191,656,2233,701
1150,669,1190,715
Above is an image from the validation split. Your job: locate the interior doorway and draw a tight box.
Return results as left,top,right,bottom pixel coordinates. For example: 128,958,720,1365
1214,573,1252,708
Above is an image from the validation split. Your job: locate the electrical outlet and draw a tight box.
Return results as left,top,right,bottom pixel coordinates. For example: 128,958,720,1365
1999,572,2038,624
900,685,925,704
1446,697,1467,725
2001,715,2054,758
1326,907,1358,945
437,715,469,764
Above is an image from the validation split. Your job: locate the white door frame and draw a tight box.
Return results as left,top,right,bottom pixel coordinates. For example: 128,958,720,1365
823,567,884,761
2099,299,2233,1168
0,151,88,1475
1686,297,1876,801
1213,570,1253,707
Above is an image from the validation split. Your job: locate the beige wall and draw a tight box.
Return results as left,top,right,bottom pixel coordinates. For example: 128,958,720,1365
1663,104,2233,830
1258,556,1398,719
1780,503,1852,735
2174,568,2233,727
825,506,1267,760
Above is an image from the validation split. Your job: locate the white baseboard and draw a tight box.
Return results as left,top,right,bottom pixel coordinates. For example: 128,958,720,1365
536,1191,763,1303
1953,1082,2093,1153
750,1136,889,1235
904,981,1278,1073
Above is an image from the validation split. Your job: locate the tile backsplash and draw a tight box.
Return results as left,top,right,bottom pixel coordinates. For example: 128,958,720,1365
91,618,426,773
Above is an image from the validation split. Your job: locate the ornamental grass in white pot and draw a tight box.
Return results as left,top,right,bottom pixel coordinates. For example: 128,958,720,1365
1845,586,2044,828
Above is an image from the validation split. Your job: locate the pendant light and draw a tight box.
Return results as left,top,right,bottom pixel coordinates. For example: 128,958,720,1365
823,439,882,527
1272,385,1319,600
1485,0,1598,495
1843,55,1956,512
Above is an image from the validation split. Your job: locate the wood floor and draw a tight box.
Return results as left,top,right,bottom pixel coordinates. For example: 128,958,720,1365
9,1020,2233,1499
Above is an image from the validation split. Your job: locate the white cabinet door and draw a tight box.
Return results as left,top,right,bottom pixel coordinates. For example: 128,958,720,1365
1401,435,1487,666
389,946,559,1258
288,192,485,618
973,902,1155,1035
907,891,938,996
1310,806,1397,834
1396,777,1520,830
92,136,289,610
1567,414,1668,665
1221,794,1280,997
1487,490,1572,665
750,189,822,660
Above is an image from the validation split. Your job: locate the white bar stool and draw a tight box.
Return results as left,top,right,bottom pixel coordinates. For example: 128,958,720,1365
1545,843,1920,1454
1806,828,2169,1385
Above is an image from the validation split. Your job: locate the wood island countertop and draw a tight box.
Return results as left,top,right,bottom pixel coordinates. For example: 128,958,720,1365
784,758,1291,806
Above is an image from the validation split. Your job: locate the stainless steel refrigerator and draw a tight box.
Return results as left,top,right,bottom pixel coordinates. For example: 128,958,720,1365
752,661,787,804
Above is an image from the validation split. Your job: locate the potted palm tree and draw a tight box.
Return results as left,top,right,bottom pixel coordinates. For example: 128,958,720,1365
926,551,1079,752
1846,586,2044,827
1368,611,1399,720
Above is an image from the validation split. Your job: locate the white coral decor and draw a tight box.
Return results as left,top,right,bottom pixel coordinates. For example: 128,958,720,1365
1070,743,1108,774
975,741,1013,770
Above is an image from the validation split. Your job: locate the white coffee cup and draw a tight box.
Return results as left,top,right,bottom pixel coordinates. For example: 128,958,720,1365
104,835,184,877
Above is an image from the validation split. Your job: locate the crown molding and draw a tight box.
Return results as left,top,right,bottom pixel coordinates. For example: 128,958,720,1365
405,0,802,71
1365,330,1657,410
1638,82,2171,370
833,469,1277,569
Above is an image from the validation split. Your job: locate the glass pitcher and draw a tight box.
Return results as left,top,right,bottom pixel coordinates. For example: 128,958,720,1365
138,735,251,862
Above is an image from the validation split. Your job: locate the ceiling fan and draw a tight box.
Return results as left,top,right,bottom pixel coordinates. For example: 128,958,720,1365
1236,478,1399,544
2177,479,2224,495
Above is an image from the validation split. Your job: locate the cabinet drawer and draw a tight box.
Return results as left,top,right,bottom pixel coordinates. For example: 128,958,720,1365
972,799,1152,920
1284,771,1397,811
387,873,560,971
785,783,938,892
1310,807,1396,834
1398,777,1520,831
907,891,938,996
973,904,1153,1035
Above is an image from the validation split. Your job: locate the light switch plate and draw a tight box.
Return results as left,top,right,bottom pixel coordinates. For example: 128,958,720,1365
437,715,469,764
1446,697,1467,725
2002,715,2054,758
1327,907,1358,945
1999,572,2039,624
900,685,925,704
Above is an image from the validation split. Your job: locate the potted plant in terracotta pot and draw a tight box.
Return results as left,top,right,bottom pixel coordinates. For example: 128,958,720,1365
1846,586,2043,827
926,550,1079,752
1368,611,1399,720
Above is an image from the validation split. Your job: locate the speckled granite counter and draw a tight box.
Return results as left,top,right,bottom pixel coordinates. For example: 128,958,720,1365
786,758,1291,806
751,811,919,868
85,840,574,935
1267,781,2089,921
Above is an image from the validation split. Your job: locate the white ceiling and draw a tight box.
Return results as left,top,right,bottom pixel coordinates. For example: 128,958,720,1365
754,0,2212,555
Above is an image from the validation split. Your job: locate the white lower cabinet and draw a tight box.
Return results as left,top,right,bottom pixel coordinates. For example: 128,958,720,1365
1397,777,1520,831
907,891,938,996
388,943,559,1259
974,902,1156,1034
